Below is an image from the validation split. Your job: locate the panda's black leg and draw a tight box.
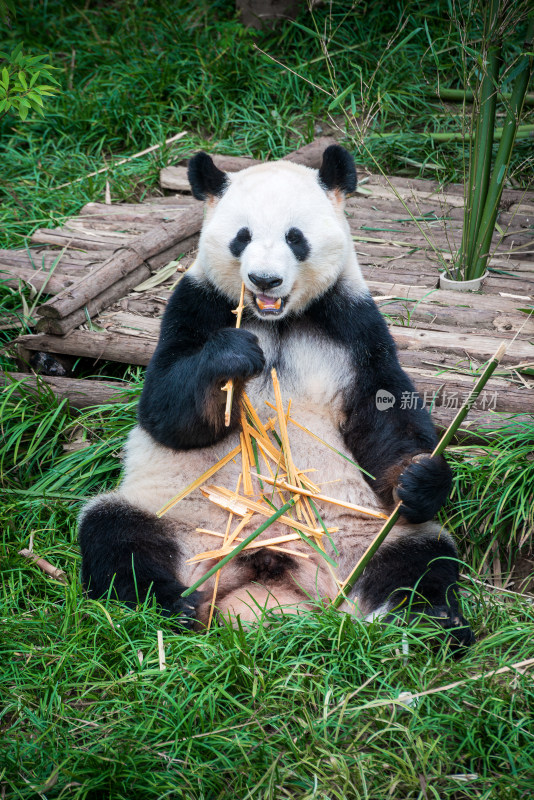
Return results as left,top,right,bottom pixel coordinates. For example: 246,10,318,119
354,531,474,655
78,496,201,627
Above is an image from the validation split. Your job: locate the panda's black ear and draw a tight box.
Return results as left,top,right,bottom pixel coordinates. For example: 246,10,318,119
318,145,357,195
187,152,228,201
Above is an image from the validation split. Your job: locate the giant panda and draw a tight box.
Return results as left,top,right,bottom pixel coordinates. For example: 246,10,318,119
79,145,474,649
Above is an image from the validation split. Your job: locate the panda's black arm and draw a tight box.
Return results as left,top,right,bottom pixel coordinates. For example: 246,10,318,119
137,274,265,450
306,286,452,523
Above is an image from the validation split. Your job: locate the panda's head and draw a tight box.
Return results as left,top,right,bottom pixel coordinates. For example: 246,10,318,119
188,145,364,319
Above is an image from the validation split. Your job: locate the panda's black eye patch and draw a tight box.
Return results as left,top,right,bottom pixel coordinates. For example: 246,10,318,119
229,227,252,258
285,227,310,262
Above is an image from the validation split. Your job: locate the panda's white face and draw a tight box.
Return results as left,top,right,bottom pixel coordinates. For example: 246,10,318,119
194,161,363,319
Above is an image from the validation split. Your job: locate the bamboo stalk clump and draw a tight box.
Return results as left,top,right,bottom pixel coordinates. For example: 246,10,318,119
156,369,385,626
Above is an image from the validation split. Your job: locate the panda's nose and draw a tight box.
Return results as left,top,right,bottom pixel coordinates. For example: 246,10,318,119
248,273,283,292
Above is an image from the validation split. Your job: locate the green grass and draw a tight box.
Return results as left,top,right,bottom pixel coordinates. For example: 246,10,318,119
1,0,532,250
1,380,533,797
1,2,534,796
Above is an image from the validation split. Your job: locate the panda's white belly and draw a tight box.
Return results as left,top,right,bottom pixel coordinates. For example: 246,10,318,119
118,323,383,581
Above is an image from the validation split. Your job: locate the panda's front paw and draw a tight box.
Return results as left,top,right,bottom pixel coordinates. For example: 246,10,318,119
207,328,265,381
396,454,452,524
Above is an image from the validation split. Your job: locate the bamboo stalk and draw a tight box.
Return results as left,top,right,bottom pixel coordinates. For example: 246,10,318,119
437,87,534,107
332,342,507,609
181,499,297,597
156,445,240,517
18,549,67,584
469,17,534,279
224,283,246,427
460,0,502,275
252,474,388,519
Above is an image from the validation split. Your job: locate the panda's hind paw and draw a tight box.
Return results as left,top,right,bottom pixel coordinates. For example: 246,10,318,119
417,604,475,657
160,590,203,631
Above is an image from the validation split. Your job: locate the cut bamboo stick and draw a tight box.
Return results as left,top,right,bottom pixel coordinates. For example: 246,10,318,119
156,445,240,517
240,433,254,496
181,499,297,597
194,527,309,558
224,283,246,427
252,474,388,519
200,484,338,536
187,532,307,562
207,476,242,630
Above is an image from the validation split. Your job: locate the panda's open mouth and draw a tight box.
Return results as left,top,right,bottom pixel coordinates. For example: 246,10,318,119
253,293,286,316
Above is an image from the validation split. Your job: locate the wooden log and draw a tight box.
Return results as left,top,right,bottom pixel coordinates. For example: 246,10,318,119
63,218,157,234
159,166,190,192
1,372,128,408
0,248,110,271
391,326,534,363
377,299,529,333
360,260,534,296
16,330,157,365
146,233,199,272
409,368,530,414
362,172,534,207
0,266,80,295
281,137,337,167
30,228,132,250
36,263,151,335
37,207,203,321
79,198,200,215
366,280,530,313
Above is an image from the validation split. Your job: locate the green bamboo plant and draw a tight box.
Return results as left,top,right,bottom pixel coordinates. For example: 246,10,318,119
454,4,534,282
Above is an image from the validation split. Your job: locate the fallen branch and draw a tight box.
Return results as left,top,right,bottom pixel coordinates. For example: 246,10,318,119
18,548,67,584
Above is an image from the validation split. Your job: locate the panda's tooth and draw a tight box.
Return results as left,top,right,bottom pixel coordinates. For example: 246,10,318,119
274,298,281,309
